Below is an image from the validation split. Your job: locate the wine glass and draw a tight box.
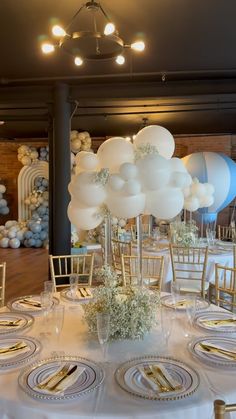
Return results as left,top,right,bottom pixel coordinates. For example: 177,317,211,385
160,307,173,353
96,312,110,360
69,274,78,300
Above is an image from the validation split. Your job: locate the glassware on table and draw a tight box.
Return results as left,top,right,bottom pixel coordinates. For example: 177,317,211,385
160,307,173,353
183,294,196,338
40,291,53,315
206,228,216,247
171,282,180,304
44,281,54,294
69,274,79,300
96,312,110,360
51,305,65,345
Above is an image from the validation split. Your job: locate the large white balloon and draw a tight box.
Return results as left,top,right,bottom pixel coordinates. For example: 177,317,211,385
106,192,146,218
97,137,134,173
169,157,187,173
134,125,175,159
67,202,103,230
70,172,106,207
137,154,171,191
123,179,142,196
169,171,189,188
146,188,184,219
75,151,99,172
119,163,138,180
108,174,125,192
184,196,200,212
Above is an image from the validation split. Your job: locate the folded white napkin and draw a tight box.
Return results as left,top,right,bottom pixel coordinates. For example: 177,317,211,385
197,342,236,360
138,364,182,395
36,364,85,395
0,341,29,359
201,318,236,328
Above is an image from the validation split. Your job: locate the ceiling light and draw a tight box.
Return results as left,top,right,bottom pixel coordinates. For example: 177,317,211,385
104,22,115,35
0,121,5,126
41,43,55,54
74,56,83,66
116,55,125,65
131,41,145,52
52,25,66,37
40,0,145,66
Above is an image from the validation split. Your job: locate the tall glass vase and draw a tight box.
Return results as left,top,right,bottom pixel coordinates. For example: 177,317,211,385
136,215,143,286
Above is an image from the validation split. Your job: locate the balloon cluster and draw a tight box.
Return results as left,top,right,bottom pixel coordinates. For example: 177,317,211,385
17,145,39,166
0,183,9,215
70,131,92,153
183,178,214,212
24,177,49,212
68,125,215,231
38,146,49,162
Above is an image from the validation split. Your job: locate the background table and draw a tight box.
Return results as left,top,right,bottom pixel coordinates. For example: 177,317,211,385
0,295,235,419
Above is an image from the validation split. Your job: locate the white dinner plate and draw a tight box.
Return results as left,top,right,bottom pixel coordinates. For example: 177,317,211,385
194,311,236,333
188,336,236,368
0,335,41,369
0,312,34,335
7,295,59,315
18,355,105,401
115,356,200,401
60,288,93,303
161,295,209,311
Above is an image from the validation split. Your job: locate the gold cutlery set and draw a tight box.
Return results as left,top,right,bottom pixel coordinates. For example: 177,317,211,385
0,341,28,355
199,342,236,360
201,318,236,326
19,299,41,308
142,364,182,393
36,363,78,393
0,319,22,327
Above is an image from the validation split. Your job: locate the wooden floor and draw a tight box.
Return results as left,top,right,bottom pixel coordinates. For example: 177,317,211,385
0,248,48,302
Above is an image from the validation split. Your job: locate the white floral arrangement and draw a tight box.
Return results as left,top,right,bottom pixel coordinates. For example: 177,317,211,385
134,143,159,161
83,265,159,340
170,220,198,247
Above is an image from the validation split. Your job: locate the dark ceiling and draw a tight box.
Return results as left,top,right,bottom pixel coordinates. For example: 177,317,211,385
1,0,236,138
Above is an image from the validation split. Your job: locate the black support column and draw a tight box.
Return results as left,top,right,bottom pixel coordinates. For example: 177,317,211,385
49,83,71,255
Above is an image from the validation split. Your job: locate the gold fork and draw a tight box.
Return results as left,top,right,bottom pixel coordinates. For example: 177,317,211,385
37,364,71,390
200,343,236,360
151,365,182,391
143,365,170,392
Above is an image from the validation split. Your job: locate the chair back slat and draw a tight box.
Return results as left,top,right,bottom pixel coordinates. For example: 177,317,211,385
215,264,236,311
121,254,164,289
218,225,236,242
111,239,132,272
0,262,6,307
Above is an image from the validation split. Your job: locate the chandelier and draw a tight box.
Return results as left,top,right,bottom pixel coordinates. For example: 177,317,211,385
41,0,145,66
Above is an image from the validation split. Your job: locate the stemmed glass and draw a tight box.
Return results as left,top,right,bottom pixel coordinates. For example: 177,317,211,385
40,290,53,317
183,294,196,338
96,312,110,361
160,307,173,353
69,274,79,301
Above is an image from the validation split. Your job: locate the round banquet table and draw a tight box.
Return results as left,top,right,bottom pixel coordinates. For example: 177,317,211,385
0,294,236,419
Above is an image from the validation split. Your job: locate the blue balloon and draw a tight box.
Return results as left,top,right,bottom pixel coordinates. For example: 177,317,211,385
28,238,36,247
24,231,33,239
35,239,43,248
23,239,31,248
183,152,236,223
40,231,48,240
42,214,49,221
42,178,48,187
41,221,48,230
30,223,42,234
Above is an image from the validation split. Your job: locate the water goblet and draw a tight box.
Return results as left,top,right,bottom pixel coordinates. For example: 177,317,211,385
69,274,79,300
96,312,110,360
44,280,54,294
40,290,53,316
183,294,196,338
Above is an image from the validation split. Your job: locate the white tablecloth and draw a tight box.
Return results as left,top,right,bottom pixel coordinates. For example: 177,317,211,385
0,295,235,419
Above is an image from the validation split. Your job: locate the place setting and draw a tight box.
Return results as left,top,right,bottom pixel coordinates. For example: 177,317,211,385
115,355,200,401
188,335,236,368
60,274,93,303
7,294,59,315
18,355,105,401
194,311,236,333
161,294,210,312
0,335,42,370
0,312,34,335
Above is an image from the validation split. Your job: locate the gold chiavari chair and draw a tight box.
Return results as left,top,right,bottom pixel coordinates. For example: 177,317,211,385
121,254,164,289
0,262,6,308
111,239,132,273
214,399,236,419
217,225,236,242
212,264,236,311
49,254,94,291
169,244,209,298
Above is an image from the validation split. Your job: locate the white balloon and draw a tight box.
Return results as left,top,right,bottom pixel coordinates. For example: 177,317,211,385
119,163,138,180
183,186,191,198
108,174,125,191
5,220,17,229
97,137,134,173
8,230,16,239
183,173,192,187
75,151,98,171
78,132,87,141
0,185,6,194
190,182,206,199
169,157,187,173
9,238,21,248
123,179,142,196
70,130,78,141
111,216,118,225
146,188,184,219
118,219,127,228
70,172,107,207
67,202,103,230
169,171,188,188
204,183,215,195
199,195,214,208
0,238,9,248
30,151,38,160
71,152,75,167
18,145,30,154
134,125,175,159
137,154,171,191
71,138,81,153
106,192,146,218
184,196,200,212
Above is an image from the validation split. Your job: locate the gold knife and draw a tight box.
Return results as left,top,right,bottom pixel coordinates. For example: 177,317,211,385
200,343,236,360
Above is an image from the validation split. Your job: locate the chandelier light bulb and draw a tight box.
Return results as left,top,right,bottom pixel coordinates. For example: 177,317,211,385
131,41,145,52
41,43,55,54
104,22,115,36
52,25,66,37
74,56,83,66
116,55,125,65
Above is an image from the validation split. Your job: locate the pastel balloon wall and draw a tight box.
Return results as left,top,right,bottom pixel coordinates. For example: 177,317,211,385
182,152,236,223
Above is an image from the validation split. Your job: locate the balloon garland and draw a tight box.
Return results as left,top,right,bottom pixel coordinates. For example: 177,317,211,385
0,183,9,215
